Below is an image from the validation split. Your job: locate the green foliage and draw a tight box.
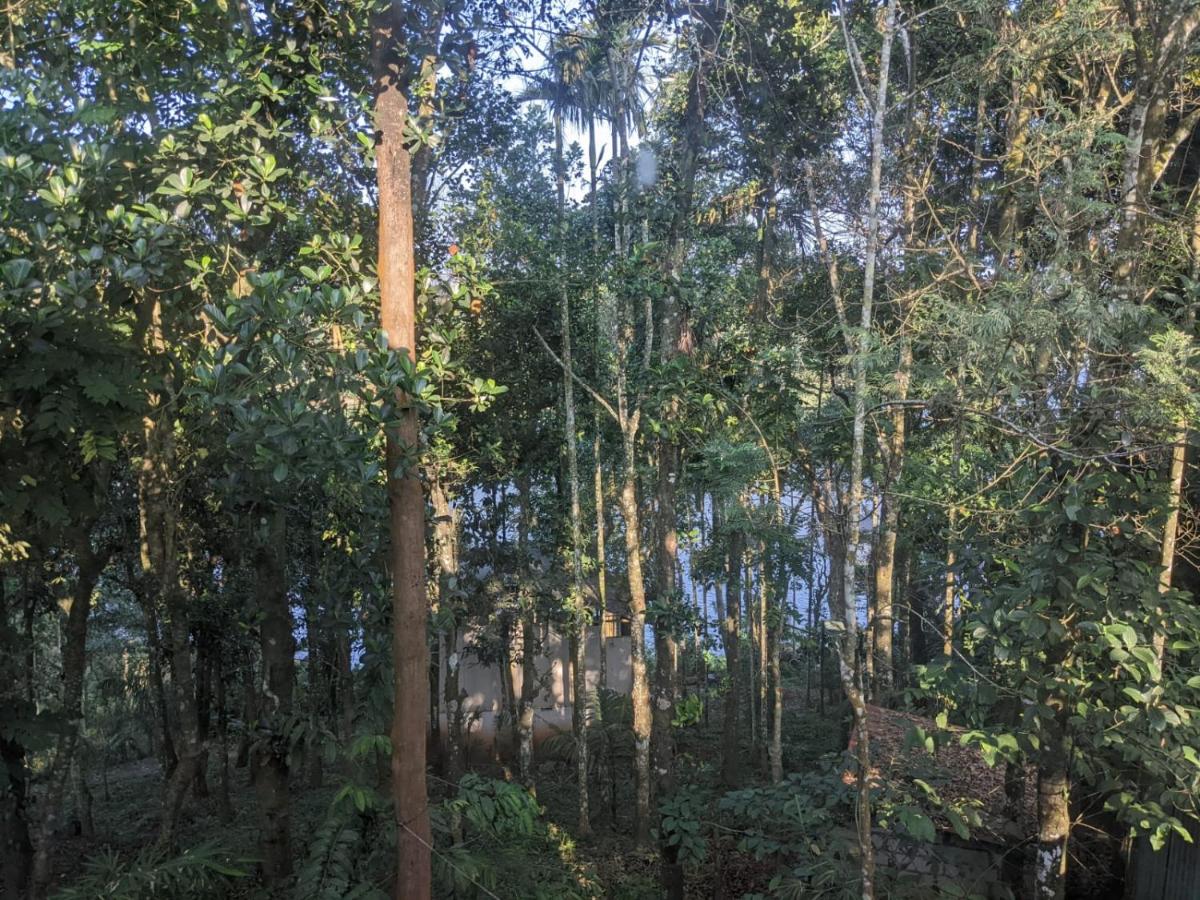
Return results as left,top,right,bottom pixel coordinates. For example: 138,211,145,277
444,773,539,839
431,775,603,899
296,804,388,900
51,842,252,900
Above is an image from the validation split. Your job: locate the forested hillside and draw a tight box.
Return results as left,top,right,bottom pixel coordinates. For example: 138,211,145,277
2,1,1199,899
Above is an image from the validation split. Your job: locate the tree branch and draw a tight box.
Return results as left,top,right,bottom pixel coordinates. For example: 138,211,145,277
533,326,620,423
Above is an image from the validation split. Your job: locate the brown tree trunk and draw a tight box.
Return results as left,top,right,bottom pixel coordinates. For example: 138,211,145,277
192,629,213,798
720,521,744,788
373,5,433,895
30,532,106,898
71,756,94,839
252,509,293,888
215,653,234,823
835,3,897,896
1,733,32,899
431,477,466,783
2,576,33,899
593,428,609,693
553,97,592,837
132,571,177,778
1035,724,1070,900
768,559,784,784
515,476,537,793
138,292,204,850
618,417,653,843
873,340,910,694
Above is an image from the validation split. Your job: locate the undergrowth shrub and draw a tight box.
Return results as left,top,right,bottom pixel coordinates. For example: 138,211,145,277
51,841,251,900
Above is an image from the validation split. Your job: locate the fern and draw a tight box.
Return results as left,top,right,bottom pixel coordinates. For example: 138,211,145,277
51,841,251,900
295,798,388,900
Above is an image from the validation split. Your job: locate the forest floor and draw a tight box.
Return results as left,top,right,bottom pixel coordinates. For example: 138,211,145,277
49,691,850,899
51,689,1125,899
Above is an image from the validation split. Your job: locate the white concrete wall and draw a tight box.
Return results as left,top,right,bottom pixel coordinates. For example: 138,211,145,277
439,625,631,752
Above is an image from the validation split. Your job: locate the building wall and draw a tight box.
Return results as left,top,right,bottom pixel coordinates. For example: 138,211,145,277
1131,820,1200,900
438,625,631,755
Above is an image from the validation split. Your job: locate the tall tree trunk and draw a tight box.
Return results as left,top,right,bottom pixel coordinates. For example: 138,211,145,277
617,416,653,843
652,440,682,895
720,519,743,788
373,4,433,896
873,342,910,694
652,9,716,882
2,576,33,898
193,628,212,798
1,733,32,899
22,575,35,706
30,532,106,898
594,427,608,693
836,4,898,896
554,94,592,838
252,509,293,888
431,478,466,784
70,756,94,839
215,653,234,823
138,293,203,851
516,476,537,793
1035,721,1070,900
768,554,784,784
302,598,324,790
132,571,177,778
756,556,769,771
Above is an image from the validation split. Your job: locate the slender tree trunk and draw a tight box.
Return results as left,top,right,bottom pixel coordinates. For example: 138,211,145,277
70,756,94,839
373,6,432,896
193,629,212,798
215,654,234,823
252,509,293,888
594,428,608,693
302,599,324,790
720,520,744,788
133,575,177,779
22,577,35,706
1,572,32,897
768,559,784,784
837,4,897,896
617,412,653,843
756,557,769,771
1035,722,1070,900
1,733,32,899
138,293,203,851
873,341,910,693
30,533,106,898
431,478,466,783
553,96,592,838
516,477,537,793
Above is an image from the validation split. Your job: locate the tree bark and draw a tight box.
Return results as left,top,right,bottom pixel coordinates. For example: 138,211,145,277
873,342,910,694
1,733,32,899
138,292,204,851
252,509,293,888
516,476,537,793
617,418,653,843
131,570,177,778
1035,725,1070,900
720,518,744,788
553,92,592,838
431,477,466,784
836,3,898,896
373,5,432,894
30,532,106,898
